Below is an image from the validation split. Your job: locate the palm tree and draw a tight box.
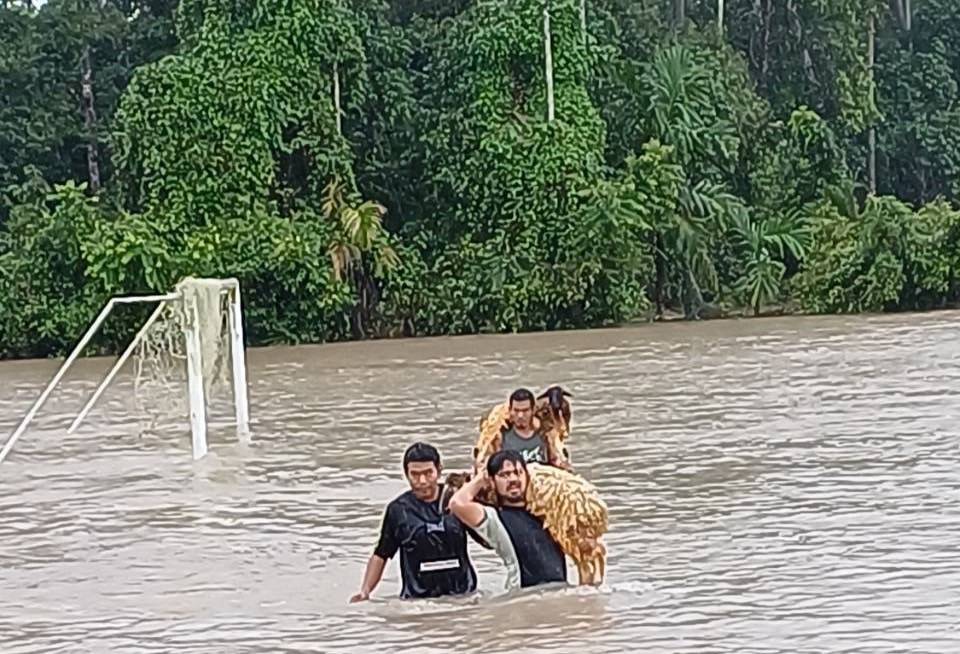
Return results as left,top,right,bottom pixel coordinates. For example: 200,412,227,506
321,177,399,336
641,45,740,318
733,210,808,315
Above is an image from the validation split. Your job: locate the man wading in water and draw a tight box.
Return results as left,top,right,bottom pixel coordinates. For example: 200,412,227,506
351,443,482,602
449,450,567,590
501,388,571,469
502,388,550,465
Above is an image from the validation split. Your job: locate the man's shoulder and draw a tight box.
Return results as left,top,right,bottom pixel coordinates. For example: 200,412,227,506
499,505,546,530
475,503,495,523
499,505,534,518
475,504,509,532
492,505,547,531
386,490,416,512
473,505,509,546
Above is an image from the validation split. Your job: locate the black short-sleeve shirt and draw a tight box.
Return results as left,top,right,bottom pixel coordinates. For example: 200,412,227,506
374,486,478,599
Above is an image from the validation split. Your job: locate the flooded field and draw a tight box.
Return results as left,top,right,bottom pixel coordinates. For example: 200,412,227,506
2,312,959,653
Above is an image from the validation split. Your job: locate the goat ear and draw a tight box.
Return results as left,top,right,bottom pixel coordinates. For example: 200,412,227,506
562,390,573,397
536,391,548,400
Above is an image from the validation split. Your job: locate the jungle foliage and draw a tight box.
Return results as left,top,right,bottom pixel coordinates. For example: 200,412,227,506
3,0,960,358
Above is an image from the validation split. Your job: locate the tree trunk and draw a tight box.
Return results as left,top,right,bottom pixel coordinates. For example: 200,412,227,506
544,6,555,122
654,233,665,318
761,0,772,86
889,0,905,28
80,45,101,194
333,62,342,136
868,14,877,195
674,0,686,28
889,0,911,32
580,0,587,45
718,0,725,35
682,263,704,320
905,0,912,52
352,265,367,339
786,0,818,87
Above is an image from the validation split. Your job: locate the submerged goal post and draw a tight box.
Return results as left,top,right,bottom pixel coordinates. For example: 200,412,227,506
0,277,250,465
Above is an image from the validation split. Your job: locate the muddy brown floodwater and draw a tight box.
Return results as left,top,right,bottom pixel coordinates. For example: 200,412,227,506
2,312,960,653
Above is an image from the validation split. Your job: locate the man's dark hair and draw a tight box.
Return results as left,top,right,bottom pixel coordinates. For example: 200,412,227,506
403,442,441,472
487,449,527,478
508,388,535,407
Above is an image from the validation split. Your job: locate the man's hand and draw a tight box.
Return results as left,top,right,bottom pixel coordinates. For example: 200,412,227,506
462,469,492,498
351,554,386,604
349,590,370,603
472,468,491,488
552,459,573,472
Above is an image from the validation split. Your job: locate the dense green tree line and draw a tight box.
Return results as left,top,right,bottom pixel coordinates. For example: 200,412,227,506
2,0,959,358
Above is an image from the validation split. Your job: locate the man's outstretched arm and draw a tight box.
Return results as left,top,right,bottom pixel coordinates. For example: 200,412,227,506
350,504,397,603
350,553,387,602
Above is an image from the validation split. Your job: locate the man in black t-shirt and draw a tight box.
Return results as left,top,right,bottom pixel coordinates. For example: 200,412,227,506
350,442,480,602
449,450,568,591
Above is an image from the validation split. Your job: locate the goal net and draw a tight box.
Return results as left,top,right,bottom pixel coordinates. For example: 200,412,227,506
132,277,233,434
2,277,249,465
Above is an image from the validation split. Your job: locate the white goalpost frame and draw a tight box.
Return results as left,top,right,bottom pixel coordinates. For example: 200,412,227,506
184,291,210,459
0,278,251,465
